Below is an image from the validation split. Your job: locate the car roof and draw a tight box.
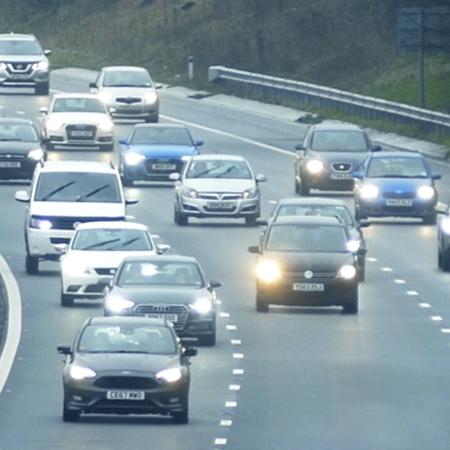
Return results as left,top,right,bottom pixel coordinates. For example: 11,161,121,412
270,215,345,226
37,160,118,173
0,33,37,41
190,154,246,162
102,66,149,73
369,150,422,159
120,254,198,264
0,117,34,125
75,221,148,231
276,197,347,207
132,123,187,130
87,315,168,327
50,93,102,100
309,123,364,132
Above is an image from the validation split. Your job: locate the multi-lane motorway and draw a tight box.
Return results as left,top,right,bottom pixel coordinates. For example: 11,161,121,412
1,68,450,450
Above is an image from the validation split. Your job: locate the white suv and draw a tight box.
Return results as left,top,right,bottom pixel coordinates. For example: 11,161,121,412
15,160,138,274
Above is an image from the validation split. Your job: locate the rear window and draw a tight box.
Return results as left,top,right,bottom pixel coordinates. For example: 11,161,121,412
34,172,122,203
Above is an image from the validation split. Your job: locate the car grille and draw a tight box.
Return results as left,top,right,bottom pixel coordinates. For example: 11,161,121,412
331,162,352,172
66,125,97,141
6,62,33,74
135,304,189,329
94,376,158,390
32,215,124,230
383,192,416,199
198,192,242,200
94,268,116,276
116,97,141,104
283,270,337,279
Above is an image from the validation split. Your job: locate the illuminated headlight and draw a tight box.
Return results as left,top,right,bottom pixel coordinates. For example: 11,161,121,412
190,298,212,313
105,296,135,313
181,155,192,162
242,188,257,199
46,119,64,131
337,265,357,279
360,184,379,199
124,152,146,165
28,148,44,161
30,217,52,230
306,160,324,174
181,187,198,198
62,259,89,276
440,217,450,235
143,92,158,104
156,368,182,383
418,185,434,200
98,119,114,132
256,260,281,282
69,365,96,380
98,92,114,104
32,60,49,71
0,62,6,70
347,240,361,252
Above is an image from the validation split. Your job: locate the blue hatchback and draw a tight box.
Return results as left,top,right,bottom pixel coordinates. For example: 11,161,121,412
353,150,441,224
119,123,203,186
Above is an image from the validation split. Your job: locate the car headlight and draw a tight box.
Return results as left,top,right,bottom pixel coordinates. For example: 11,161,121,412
98,119,114,132
306,160,324,174
347,240,361,252
98,92,114,104
360,184,379,199
190,297,213,313
337,264,357,279
28,148,45,161
242,188,257,199
440,217,450,235
0,62,6,70
124,152,146,165
62,260,89,276
181,187,198,198
32,61,49,71
156,368,182,383
143,92,158,104
69,365,96,380
256,260,281,282
418,185,434,200
46,119,64,131
105,296,135,313
30,217,52,230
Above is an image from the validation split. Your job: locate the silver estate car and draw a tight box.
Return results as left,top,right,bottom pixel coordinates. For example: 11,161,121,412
170,154,267,226
90,66,160,123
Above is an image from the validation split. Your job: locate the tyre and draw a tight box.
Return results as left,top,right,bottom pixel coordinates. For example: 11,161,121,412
35,82,49,96
122,176,134,187
245,215,258,227
63,403,80,422
300,182,310,196
423,211,437,225
357,259,366,282
172,405,188,424
295,180,300,194
441,249,450,272
201,332,216,347
342,292,358,314
25,254,39,275
256,295,269,313
61,292,74,307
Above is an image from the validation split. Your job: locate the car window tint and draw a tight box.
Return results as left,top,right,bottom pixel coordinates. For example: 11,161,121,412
104,70,152,87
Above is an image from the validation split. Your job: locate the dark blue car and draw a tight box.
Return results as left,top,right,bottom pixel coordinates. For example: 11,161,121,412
119,123,203,185
353,150,441,224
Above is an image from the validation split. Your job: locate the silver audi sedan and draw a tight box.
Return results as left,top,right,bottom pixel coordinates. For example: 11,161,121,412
90,66,160,123
170,154,267,226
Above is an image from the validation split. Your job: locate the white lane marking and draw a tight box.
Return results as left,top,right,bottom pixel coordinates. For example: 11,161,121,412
420,303,432,308
229,384,241,391
214,438,227,445
395,279,406,284
225,401,237,407
220,420,233,426
431,316,443,321
0,254,21,393
407,290,419,296
226,324,237,331
381,267,393,272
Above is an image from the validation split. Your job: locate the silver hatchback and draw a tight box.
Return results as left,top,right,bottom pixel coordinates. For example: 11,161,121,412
170,154,267,226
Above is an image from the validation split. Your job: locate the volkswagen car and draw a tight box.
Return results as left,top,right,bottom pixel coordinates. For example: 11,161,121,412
353,150,441,224
40,93,115,151
103,254,222,346
170,154,267,226
57,221,169,307
294,123,380,195
90,66,160,123
119,123,203,185
248,216,360,313
57,316,197,423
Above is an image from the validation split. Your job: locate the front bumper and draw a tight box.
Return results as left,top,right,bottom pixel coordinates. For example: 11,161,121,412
62,272,113,299
300,170,355,191
27,228,74,259
123,158,185,181
356,197,436,218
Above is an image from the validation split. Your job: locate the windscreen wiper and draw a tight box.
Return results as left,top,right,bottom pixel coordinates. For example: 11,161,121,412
40,181,75,201
76,184,110,202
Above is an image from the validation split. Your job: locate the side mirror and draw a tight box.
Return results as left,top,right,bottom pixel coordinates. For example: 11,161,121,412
39,106,48,115
54,243,68,254
57,344,72,355
118,137,127,145
357,219,370,228
125,197,139,206
295,144,306,151
15,190,30,203
433,174,442,181
195,140,204,147
256,174,267,183
169,172,180,181
89,82,98,89
208,279,222,290
353,171,363,180
256,218,268,226
248,245,261,254
157,244,171,254
371,145,382,152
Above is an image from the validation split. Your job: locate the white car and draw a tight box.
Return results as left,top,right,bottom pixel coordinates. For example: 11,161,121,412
89,66,160,123
40,93,115,151
170,154,267,226
57,221,169,307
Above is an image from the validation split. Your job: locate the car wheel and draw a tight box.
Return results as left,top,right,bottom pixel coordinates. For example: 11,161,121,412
442,249,450,272
35,82,49,96
122,175,134,187
245,215,258,227
172,404,188,424
25,254,39,275
438,248,443,269
61,292,74,307
63,402,80,422
423,211,437,225
300,182,310,196
176,208,188,226
201,332,216,347
342,292,358,314
358,259,366,282
256,295,269,313
295,180,300,194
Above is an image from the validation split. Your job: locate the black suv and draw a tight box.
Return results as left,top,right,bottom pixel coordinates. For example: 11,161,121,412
294,123,380,195
248,216,360,314
0,33,51,95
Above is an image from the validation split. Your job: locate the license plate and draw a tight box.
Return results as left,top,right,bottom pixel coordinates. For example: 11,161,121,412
152,163,176,170
11,74,30,79
331,173,352,179
386,199,412,206
206,201,236,210
0,162,20,168
293,283,324,291
145,314,178,322
70,130,93,137
107,390,145,400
